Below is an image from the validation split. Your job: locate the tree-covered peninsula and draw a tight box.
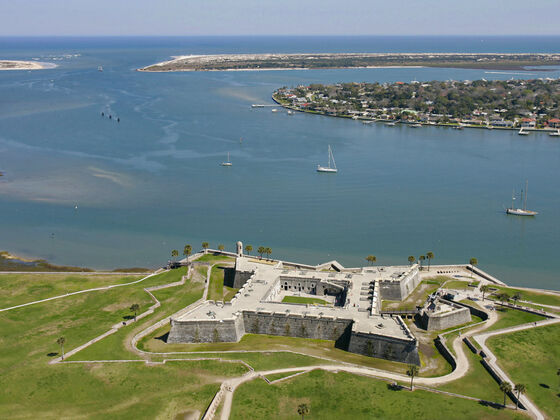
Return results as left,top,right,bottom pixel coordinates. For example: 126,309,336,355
273,78,560,129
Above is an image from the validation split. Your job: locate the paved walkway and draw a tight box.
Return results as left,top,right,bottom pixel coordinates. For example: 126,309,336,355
473,316,560,420
0,271,163,313
7,258,557,419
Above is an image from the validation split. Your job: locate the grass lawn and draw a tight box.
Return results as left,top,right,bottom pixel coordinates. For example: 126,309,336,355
265,371,305,382
444,280,479,290
195,254,235,263
207,264,237,302
0,273,144,307
489,285,560,307
487,323,560,419
0,268,247,418
484,307,546,333
71,277,204,361
230,370,525,420
438,342,513,404
281,296,330,305
382,276,449,311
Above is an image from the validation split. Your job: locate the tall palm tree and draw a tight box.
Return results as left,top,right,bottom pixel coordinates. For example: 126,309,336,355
514,383,526,409
426,252,434,271
183,244,192,263
202,242,209,251
408,256,415,265
469,257,478,278
500,381,512,407
56,337,66,360
366,255,377,266
480,284,490,301
419,255,425,270
130,303,140,321
407,364,419,390
218,244,225,251
512,292,522,305
244,245,253,255
497,292,510,305
265,247,272,259
257,246,265,258
297,403,309,420
171,249,179,261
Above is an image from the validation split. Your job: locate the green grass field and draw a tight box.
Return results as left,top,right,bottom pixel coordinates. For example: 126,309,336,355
438,342,513,404
195,254,235,263
230,370,525,420
487,323,560,419
444,280,479,290
0,273,144,307
281,296,330,305
0,268,249,418
489,285,560,307
484,307,546,333
207,264,238,302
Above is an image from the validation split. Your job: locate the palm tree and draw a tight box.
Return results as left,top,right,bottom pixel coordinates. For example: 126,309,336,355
244,245,253,255
500,381,512,407
56,337,66,360
419,255,425,270
407,364,419,390
183,244,192,262
480,284,490,301
257,246,265,258
366,255,377,266
514,383,526,409
512,292,522,305
202,242,209,251
297,403,309,420
469,257,478,278
426,251,434,271
130,303,140,321
408,256,415,265
497,292,510,305
171,249,179,261
265,247,272,259
218,244,225,251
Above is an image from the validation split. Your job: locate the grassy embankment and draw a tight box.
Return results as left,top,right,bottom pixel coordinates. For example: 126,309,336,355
488,285,560,308
230,369,526,420
487,323,560,419
281,296,330,305
205,256,238,302
0,268,250,418
0,273,144,308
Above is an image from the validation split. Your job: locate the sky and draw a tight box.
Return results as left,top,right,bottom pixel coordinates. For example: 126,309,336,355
1,0,559,36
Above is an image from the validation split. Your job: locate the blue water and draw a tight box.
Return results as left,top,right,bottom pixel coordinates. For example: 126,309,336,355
1,36,559,289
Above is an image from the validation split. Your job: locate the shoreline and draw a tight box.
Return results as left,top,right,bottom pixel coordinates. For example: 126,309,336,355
138,52,560,72
271,95,560,134
0,60,57,71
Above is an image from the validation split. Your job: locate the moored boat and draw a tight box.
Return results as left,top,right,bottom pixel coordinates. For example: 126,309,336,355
317,145,338,173
506,180,537,216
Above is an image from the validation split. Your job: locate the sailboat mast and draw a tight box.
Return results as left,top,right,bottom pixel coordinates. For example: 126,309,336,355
524,180,528,211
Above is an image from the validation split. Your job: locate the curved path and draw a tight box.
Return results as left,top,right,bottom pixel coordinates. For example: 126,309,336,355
5,258,554,419
0,271,162,313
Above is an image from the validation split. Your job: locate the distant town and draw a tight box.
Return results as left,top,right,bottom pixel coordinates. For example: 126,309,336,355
273,78,560,130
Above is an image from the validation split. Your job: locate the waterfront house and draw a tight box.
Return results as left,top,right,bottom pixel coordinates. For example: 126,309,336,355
548,118,560,129
520,118,536,128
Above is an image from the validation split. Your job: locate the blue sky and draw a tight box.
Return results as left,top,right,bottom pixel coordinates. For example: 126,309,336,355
1,0,559,36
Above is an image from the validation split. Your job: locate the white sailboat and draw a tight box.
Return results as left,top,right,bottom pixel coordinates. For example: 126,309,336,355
518,128,530,136
317,145,338,173
549,129,560,137
221,152,232,167
506,180,538,216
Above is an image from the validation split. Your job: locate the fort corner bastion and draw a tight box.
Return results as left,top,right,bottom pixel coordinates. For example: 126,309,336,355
168,254,421,365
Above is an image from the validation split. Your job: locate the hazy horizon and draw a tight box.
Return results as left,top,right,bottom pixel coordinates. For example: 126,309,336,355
1,0,559,37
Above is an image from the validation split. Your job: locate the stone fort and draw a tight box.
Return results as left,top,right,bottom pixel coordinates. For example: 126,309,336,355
168,246,422,365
